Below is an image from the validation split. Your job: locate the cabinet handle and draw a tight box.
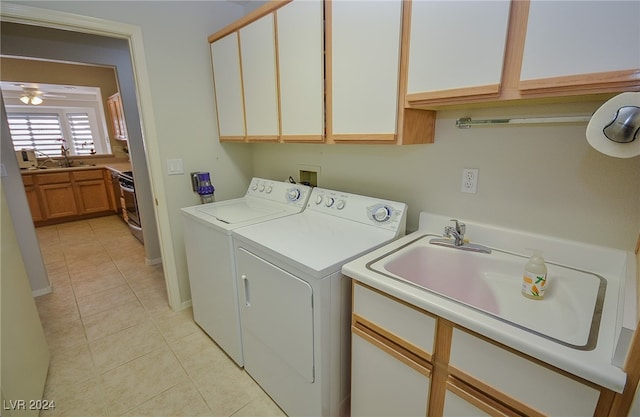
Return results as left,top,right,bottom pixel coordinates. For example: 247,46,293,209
242,274,250,307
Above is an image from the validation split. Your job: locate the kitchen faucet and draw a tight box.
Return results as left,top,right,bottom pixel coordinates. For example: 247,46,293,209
430,219,492,254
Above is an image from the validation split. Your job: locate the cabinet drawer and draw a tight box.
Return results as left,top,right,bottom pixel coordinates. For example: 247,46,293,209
353,283,436,355
21,175,35,186
36,172,71,184
449,328,599,416
72,169,104,181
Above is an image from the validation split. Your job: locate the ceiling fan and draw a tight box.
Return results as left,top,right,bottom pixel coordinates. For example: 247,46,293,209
19,86,66,105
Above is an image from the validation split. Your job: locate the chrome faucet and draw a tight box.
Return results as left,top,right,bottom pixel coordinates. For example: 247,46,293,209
430,219,492,254
444,219,465,246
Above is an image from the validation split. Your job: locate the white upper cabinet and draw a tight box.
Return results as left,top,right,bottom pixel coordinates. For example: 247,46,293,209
407,0,511,100
276,0,324,142
239,13,279,141
328,0,403,141
520,0,640,92
211,33,245,141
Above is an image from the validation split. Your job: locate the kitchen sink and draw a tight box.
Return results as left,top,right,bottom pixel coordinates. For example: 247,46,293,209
366,234,607,350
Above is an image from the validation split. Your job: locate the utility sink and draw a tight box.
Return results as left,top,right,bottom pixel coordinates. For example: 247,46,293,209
367,234,607,350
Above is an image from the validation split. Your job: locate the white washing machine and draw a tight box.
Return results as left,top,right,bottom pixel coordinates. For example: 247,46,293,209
232,187,407,416
181,178,311,366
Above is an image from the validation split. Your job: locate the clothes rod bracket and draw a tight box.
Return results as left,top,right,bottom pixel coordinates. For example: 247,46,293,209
456,115,592,129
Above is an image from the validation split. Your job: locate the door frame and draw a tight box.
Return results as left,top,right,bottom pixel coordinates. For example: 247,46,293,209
0,2,181,310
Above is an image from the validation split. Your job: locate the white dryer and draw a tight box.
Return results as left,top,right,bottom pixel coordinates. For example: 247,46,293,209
181,178,311,366
232,187,407,416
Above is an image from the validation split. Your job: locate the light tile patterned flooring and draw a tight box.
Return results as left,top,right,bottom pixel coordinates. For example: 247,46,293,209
35,215,285,417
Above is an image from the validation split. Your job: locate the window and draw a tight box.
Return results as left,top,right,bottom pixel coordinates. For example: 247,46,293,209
8,108,103,157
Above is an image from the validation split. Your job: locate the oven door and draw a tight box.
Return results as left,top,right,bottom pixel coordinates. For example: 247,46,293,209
119,181,143,243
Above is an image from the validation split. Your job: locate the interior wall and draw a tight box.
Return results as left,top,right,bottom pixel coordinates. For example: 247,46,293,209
254,101,640,251
0,57,127,158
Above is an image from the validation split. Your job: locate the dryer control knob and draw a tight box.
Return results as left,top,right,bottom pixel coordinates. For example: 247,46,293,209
315,195,323,205
251,183,258,191
325,197,335,207
259,184,265,192
372,205,392,222
265,186,273,194
287,188,301,202
336,200,346,210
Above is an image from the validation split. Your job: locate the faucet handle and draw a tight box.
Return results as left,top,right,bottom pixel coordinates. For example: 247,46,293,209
449,219,465,235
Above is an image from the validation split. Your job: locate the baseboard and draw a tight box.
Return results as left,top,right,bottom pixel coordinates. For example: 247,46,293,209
32,286,52,297
145,257,162,266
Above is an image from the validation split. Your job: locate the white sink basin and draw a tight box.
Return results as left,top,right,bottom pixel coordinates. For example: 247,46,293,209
367,234,606,350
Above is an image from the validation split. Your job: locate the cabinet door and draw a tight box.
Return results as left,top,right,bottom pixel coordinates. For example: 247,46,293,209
211,32,246,141
107,92,128,141
39,183,78,219
239,13,279,141
351,330,430,417
25,186,44,222
328,0,403,142
276,0,324,142
406,0,511,101
519,1,640,94
75,180,111,214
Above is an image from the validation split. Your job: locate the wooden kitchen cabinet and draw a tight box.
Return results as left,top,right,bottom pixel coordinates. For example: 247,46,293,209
351,281,617,417
107,92,128,141
405,0,511,103
72,170,112,215
518,1,640,96
22,168,115,226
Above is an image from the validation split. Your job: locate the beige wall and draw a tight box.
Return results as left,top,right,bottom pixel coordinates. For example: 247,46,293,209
253,100,640,251
1,183,50,416
0,57,128,158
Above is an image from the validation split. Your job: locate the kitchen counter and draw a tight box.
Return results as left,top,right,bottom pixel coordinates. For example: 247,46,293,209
20,161,132,175
342,212,632,393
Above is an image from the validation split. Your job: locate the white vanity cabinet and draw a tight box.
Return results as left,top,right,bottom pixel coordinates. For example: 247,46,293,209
351,281,617,417
519,0,640,95
406,0,511,102
210,32,245,141
351,283,433,417
276,0,324,142
327,0,403,143
239,13,279,141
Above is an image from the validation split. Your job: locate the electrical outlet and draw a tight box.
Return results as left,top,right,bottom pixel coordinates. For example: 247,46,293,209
461,168,478,194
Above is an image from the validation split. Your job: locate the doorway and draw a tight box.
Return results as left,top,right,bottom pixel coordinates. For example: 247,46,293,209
0,6,179,309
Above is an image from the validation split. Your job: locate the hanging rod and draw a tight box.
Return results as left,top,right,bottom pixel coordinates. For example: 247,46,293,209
456,115,592,129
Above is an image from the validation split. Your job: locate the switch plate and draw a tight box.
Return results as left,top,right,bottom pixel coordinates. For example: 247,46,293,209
167,158,184,175
461,168,478,194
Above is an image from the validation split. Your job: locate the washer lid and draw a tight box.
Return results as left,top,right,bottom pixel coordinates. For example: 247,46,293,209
197,200,285,224
586,92,640,158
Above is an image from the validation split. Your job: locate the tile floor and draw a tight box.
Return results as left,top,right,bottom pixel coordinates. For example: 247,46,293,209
34,215,285,417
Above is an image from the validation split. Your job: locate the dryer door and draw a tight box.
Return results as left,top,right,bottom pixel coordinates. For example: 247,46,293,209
236,247,315,382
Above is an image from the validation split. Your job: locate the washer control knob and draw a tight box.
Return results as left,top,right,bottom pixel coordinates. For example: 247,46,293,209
325,197,335,207
287,188,301,202
259,184,265,192
251,183,258,191
315,195,323,205
265,186,273,194
372,205,392,223
336,200,346,210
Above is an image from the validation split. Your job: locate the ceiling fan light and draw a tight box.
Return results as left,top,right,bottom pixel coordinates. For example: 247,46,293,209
31,96,43,105
20,95,30,104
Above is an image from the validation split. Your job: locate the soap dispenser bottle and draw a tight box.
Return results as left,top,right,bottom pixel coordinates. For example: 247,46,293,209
522,250,548,300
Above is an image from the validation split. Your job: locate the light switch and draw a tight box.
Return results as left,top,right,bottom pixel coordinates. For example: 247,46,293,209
167,158,184,175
